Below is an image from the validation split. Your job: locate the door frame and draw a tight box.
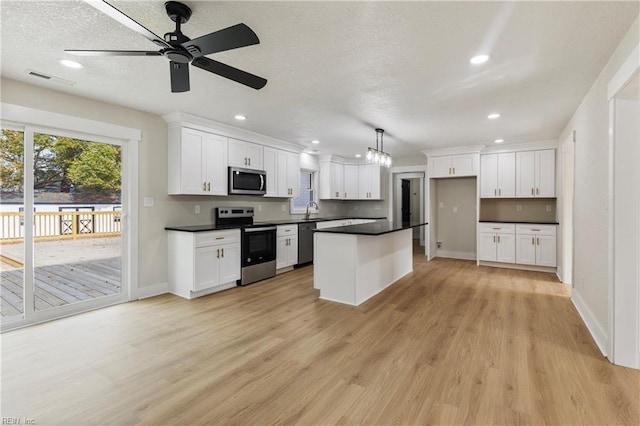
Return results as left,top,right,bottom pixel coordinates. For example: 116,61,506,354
607,44,639,368
0,103,140,331
388,166,427,250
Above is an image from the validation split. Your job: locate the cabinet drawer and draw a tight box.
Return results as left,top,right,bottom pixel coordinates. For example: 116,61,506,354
277,225,298,237
194,229,240,248
478,223,515,234
515,224,556,236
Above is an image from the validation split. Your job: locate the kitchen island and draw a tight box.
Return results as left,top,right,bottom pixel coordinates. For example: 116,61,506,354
313,220,428,306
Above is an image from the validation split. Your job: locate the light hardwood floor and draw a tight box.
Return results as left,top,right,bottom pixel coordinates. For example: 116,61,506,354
2,247,638,425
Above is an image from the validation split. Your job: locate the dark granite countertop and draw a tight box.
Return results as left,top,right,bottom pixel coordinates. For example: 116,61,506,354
479,220,559,225
314,220,428,236
165,217,388,232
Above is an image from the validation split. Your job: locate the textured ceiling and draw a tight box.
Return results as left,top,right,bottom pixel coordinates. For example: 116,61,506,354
1,1,638,158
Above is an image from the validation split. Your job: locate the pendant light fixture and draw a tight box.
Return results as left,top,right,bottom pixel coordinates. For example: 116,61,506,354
366,128,392,167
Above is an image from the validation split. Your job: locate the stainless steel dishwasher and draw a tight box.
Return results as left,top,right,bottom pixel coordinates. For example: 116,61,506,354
297,222,316,265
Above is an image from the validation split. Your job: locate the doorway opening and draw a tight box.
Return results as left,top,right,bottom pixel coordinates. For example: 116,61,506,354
392,172,425,246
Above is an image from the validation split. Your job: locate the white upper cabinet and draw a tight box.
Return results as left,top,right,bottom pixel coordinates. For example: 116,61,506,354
263,147,278,197
320,162,344,200
480,153,515,198
358,164,381,199
228,138,263,170
516,149,555,197
343,165,359,200
429,154,478,178
168,127,228,195
264,148,299,198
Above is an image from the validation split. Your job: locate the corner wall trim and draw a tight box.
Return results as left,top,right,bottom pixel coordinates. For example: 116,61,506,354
135,282,169,300
571,289,609,358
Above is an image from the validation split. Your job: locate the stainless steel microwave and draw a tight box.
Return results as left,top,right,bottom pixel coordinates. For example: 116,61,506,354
228,167,267,195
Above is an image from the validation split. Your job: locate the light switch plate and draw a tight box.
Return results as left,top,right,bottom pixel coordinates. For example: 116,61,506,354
195,205,200,214
546,205,552,212
453,206,458,213
143,197,154,207
516,205,522,212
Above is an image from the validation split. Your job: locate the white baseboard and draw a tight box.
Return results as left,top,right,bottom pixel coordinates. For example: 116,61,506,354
571,289,608,358
434,250,476,260
135,282,169,300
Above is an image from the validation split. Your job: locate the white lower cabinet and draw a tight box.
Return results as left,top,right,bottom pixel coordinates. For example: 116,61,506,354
168,229,241,299
478,223,515,263
276,225,298,269
479,223,557,268
515,225,557,267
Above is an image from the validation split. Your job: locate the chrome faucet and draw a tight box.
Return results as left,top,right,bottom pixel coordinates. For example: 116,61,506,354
305,201,319,220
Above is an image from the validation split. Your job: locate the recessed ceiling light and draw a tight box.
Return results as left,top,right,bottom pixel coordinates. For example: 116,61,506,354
58,59,83,69
494,139,504,144
311,140,320,144
487,113,501,119
234,115,246,121
470,54,490,65
355,154,362,158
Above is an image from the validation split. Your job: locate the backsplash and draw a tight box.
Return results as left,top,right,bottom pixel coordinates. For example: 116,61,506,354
480,198,557,223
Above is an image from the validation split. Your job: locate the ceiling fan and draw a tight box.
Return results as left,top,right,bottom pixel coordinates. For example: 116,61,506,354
66,0,267,93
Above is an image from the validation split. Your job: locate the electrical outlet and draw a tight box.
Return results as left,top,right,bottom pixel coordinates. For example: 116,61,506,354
281,204,286,212
546,205,552,212
143,197,154,207
453,206,458,213
257,204,262,212
436,241,443,249
194,205,200,214
439,202,444,209
516,205,522,212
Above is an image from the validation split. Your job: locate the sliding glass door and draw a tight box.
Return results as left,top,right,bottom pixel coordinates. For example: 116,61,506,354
1,125,129,328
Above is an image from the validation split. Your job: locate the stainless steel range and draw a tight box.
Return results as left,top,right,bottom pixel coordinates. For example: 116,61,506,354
214,207,276,286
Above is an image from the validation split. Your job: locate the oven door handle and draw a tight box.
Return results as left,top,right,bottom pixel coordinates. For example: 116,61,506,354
244,226,277,233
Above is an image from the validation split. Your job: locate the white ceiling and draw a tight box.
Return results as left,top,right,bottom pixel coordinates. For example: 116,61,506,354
1,1,638,158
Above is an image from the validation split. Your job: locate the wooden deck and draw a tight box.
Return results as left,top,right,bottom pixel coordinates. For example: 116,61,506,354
1,257,121,316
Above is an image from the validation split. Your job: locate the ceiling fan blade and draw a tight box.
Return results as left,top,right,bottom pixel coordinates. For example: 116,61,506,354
65,50,162,57
170,61,190,93
181,23,259,57
192,57,267,90
83,0,170,49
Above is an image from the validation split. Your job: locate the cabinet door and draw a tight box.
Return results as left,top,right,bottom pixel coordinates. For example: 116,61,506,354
535,235,557,267
358,165,369,199
203,133,228,196
368,165,381,199
263,147,278,197
276,150,289,197
343,165,359,200
245,142,263,170
535,150,555,197
287,235,298,266
480,154,498,197
194,246,219,291
516,151,536,197
218,243,240,283
451,154,475,176
180,128,205,194
497,153,516,197
331,163,344,199
430,156,451,178
276,235,288,269
478,233,497,261
515,234,536,265
286,152,300,198
228,138,248,168
496,233,515,263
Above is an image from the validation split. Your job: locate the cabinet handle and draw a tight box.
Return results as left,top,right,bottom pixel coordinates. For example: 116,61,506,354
453,167,455,174
249,158,251,166
215,236,224,240
536,187,539,195
221,248,224,257
492,227,501,230
207,182,211,191
494,189,497,196
531,229,540,231
216,248,220,258
536,238,539,246
497,235,501,243
493,235,496,243
203,182,207,191
532,237,535,245
531,188,534,195
449,167,452,175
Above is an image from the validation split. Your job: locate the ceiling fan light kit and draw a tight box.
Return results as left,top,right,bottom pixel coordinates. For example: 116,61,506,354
66,0,267,93
366,128,392,168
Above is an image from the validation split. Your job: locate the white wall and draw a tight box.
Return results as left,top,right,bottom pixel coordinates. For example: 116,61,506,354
556,17,639,354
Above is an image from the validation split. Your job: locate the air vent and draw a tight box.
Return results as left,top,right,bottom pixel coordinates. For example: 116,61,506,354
25,69,75,86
